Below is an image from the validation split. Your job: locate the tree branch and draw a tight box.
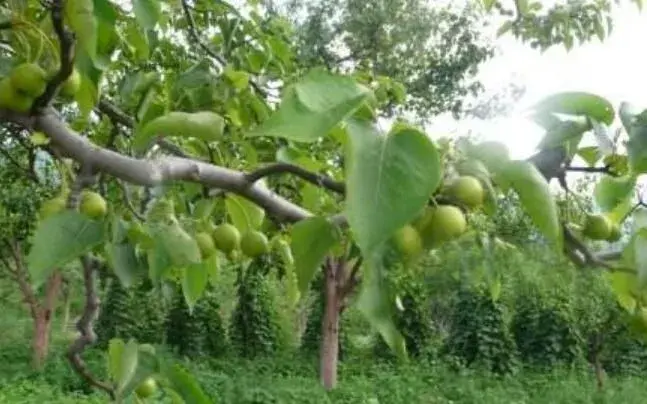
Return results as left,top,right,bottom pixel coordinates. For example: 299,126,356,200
565,165,618,176
118,180,145,221
32,0,75,111
63,165,115,398
245,163,346,194
2,108,323,224
96,98,194,159
67,256,115,398
179,0,268,98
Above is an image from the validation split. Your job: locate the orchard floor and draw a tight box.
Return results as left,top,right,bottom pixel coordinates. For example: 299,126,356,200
2,344,647,404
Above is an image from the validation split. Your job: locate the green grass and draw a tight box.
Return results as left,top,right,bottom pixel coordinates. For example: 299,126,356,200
2,343,647,404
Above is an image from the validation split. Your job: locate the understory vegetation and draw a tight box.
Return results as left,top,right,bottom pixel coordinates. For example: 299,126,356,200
3,240,647,403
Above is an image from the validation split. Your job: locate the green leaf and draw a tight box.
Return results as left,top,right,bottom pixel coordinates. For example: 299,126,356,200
147,242,173,282
64,0,98,61
27,211,106,286
133,111,225,152
107,338,125,381
594,175,637,212
605,271,638,312
94,0,119,24
163,363,213,404
225,194,265,233
482,0,496,11
501,160,562,250
577,146,601,166
182,262,209,312
115,339,139,396
290,217,341,295
635,229,647,287
224,68,250,90
133,0,161,29
247,69,370,143
623,109,647,174
357,252,407,359
536,120,589,150
531,92,615,125
105,242,145,288
496,21,514,37
75,49,103,118
591,120,614,156
515,0,529,14
152,222,201,268
345,121,441,255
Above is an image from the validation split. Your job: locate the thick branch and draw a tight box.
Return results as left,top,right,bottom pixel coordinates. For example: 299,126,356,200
2,108,319,224
246,163,346,194
32,0,75,111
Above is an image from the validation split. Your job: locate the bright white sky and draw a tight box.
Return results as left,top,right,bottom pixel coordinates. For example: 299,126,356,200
427,2,647,160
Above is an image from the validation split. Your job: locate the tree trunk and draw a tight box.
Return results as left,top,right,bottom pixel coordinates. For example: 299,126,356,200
61,281,71,332
31,311,52,370
320,263,340,391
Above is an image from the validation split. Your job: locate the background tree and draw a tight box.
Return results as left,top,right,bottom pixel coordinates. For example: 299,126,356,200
272,0,495,119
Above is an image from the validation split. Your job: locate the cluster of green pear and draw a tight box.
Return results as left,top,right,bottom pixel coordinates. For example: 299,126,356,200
0,62,81,113
393,170,486,260
194,223,271,260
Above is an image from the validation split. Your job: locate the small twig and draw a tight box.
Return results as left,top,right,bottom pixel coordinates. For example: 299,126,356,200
118,180,145,221
32,0,75,111
179,0,268,98
245,162,346,194
565,165,617,177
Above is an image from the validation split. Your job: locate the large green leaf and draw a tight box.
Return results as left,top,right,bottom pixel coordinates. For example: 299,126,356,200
635,229,647,287
594,175,637,212
500,160,562,250
247,69,370,143
623,109,647,174
105,242,145,288
182,262,209,312
225,194,265,233
345,121,441,255
605,271,638,312
27,211,106,286
151,223,201,268
536,120,589,150
357,252,407,359
64,0,98,61
132,0,161,29
133,111,225,152
577,146,601,166
107,338,125,382
531,92,615,125
115,339,139,396
290,217,341,295
147,242,173,282
162,363,212,404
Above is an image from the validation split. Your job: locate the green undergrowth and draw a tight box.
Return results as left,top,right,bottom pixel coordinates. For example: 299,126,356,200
2,342,647,404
